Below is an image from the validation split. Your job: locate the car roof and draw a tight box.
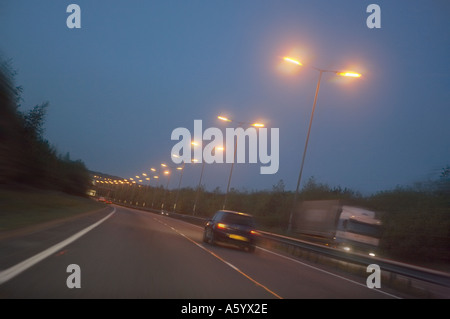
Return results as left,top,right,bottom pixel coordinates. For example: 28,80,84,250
216,210,253,217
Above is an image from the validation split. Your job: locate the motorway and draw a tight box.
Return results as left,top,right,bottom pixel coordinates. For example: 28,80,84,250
0,205,404,299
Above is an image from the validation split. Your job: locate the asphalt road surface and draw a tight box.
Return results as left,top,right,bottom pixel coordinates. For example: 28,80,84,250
0,205,403,299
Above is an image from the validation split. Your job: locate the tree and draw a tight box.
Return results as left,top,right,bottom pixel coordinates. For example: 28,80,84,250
0,58,31,185
22,102,49,140
0,57,91,195
438,165,450,197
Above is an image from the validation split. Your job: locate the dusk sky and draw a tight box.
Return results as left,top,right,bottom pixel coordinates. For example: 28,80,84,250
1,1,449,195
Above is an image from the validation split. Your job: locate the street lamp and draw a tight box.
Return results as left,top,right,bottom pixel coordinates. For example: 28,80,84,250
149,172,160,208
173,164,185,212
161,161,185,213
191,144,224,215
217,115,264,210
160,168,171,211
283,56,362,232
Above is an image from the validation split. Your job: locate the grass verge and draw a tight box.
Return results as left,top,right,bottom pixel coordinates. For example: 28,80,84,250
0,188,106,231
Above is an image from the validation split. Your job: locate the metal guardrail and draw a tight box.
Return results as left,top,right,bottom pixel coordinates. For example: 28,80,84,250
257,230,450,289
115,203,450,290
164,210,450,290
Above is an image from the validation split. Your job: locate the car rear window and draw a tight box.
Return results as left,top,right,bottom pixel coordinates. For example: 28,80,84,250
222,213,255,226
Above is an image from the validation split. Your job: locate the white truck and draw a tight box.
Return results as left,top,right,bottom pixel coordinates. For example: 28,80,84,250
294,200,382,256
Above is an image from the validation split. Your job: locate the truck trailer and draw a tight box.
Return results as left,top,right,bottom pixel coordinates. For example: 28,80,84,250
294,200,382,256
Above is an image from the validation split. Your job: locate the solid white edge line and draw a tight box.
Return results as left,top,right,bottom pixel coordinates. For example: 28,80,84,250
0,208,116,285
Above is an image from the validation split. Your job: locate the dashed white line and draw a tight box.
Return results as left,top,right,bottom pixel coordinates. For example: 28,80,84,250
153,214,402,299
153,216,283,299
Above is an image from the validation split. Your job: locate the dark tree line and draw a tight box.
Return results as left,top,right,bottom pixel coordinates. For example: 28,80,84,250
101,173,450,265
0,58,90,195
194,176,450,264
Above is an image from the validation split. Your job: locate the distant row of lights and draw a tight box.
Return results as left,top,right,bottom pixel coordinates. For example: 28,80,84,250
93,115,261,189
92,163,177,186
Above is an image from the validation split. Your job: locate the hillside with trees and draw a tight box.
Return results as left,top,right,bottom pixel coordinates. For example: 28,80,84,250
0,58,90,196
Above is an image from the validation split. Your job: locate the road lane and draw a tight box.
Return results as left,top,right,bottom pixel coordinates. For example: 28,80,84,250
0,210,115,285
0,205,401,298
150,210,400,299
0,206,275,298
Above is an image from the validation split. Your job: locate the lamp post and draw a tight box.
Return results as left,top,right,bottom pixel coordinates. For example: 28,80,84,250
191,145,224,215
217,115,264,210
161,161,185,213
150,172,159,208
192,160,205,215
173,164,185,213
160,168,171,212
283,57,361,232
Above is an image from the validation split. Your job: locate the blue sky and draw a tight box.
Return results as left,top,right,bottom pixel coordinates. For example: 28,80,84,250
1,1,449,195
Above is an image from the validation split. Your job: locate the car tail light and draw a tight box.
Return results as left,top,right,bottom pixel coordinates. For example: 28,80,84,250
217,223,227,229
250,230,259,235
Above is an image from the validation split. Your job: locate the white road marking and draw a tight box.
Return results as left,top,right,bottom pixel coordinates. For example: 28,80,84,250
0,208,115,285
152,216,283,299
257,247,402,299
153,213,402,299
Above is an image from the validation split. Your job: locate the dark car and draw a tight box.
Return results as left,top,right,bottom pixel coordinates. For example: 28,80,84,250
203,210,258,252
